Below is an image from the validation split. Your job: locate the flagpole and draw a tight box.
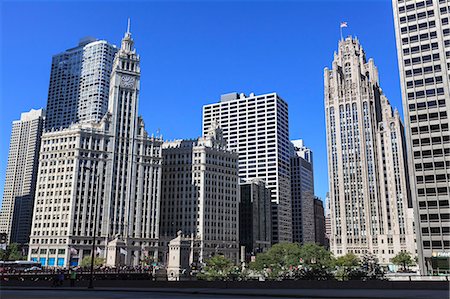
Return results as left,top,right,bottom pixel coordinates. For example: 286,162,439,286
340,24,343,41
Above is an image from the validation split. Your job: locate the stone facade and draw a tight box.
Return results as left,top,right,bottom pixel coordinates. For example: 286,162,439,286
324,36,416,265
28,26,162,268
159,127,239,264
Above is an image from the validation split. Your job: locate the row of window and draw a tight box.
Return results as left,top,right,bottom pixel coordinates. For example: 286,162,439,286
409,99,446,111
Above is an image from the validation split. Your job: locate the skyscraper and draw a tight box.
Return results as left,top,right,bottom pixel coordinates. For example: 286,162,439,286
239,179,272,259
392,0,450,274
290,140,315,244
28,25,163,267
324,36,415,265
45,37,117,130
203,92,292,243
159,127,240,263
0,109,45,245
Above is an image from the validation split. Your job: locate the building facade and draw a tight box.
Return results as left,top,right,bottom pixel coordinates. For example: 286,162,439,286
290,140,315,244
28,26,163,267
45,37,117,131
313,197,326,246
392,0,450,274
202,92,292,243
159,127,240,263
0,109,45,245
324,36,416,265
239,179,272,259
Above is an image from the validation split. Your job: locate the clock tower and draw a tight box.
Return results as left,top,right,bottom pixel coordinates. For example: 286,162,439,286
105,20,143,240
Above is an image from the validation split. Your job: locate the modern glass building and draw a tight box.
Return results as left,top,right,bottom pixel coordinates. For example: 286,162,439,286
45,37,117,130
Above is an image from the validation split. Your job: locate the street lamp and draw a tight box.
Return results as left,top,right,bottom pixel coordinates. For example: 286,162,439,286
83,166,101,289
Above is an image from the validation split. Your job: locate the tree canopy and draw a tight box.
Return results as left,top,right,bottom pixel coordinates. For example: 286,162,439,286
0,243,25,261
80,256,105,268
391,251,415,272
197,255,235,281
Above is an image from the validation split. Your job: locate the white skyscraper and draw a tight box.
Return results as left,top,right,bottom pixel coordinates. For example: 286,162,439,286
202,92,292,243
29,24,163,268
392,0,450,274
159,127,240,263
0,109,45,245
45,37,117,130
324,36,415,265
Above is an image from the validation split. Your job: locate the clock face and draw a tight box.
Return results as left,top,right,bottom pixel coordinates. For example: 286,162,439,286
120,75,135,88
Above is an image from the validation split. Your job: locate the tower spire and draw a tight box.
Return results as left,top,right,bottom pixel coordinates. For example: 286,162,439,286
121,18,134,52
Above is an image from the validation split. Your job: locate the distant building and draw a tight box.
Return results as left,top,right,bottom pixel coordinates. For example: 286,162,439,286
314,197,326,246
45,37,117,130
28,26,163,268
290,140,315,244
392,0,450,275
324,36,415,265
203,92,292,243
159,126,240,264
239,179,272,259
324,192,331,248
0,109,45,245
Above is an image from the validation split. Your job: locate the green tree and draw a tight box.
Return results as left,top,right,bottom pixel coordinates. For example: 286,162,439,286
391,251,415,272
295,243,334,280
197,255,234,281
250,243,302,280
80,256,105,268
0,243,25,261
334,253,360,281
298,243,333,269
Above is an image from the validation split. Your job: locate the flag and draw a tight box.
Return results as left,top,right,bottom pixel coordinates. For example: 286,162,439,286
340,22,348,28
69,247,78,256
96,247,102,256
120,248,127,256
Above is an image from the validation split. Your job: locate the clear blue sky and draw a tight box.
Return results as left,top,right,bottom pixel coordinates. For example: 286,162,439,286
0,0,402,203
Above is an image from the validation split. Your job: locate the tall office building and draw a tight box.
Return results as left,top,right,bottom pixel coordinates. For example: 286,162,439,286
313,197,326,246
324,36,416,265
239,179,272,259
203,92,292,243
28,25,163,267
0,109,45,245
290,140,315,244
45,37,117,130
392,0,450,274
159,127,240,263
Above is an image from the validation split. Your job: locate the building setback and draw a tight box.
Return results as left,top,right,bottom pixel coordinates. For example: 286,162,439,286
392,0,450,274
28,26,163,267
0,109,45,245
324,36,416,265
159,127,240,263
239,179,272,259
202,92,292,243
290,140,315,244
45,37,117,131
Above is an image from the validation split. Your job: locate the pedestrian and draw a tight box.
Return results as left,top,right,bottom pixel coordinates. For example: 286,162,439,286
52,272,59,287
69,269,77,287
58,271,64,286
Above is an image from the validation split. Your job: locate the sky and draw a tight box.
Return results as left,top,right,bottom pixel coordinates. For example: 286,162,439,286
0,0,403,204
